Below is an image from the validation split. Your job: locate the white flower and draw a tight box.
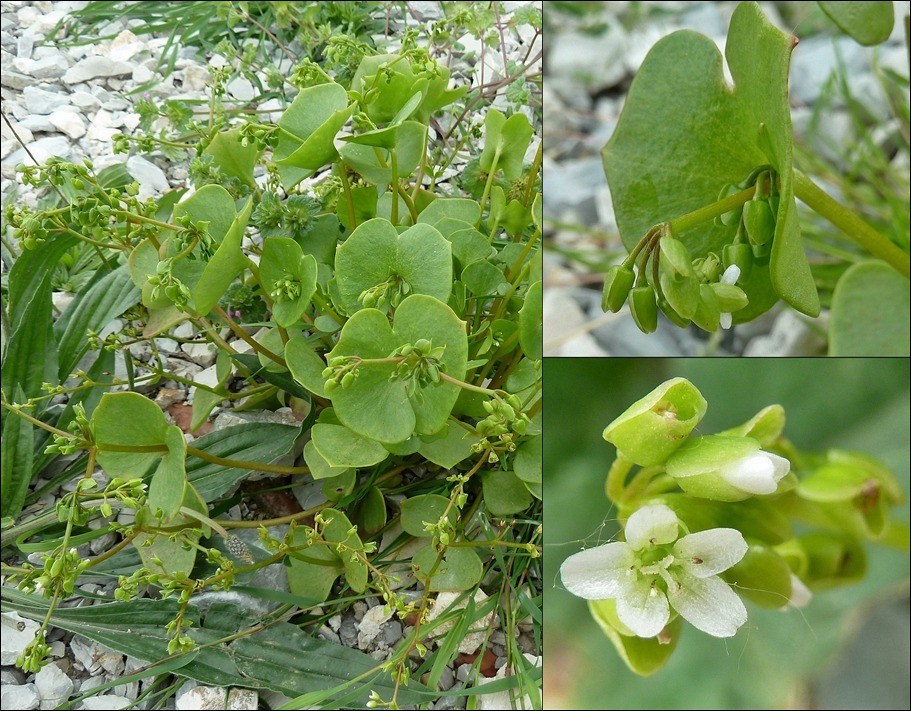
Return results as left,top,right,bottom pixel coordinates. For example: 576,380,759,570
561,504,748,638
719,264,740,329
720,449,790,495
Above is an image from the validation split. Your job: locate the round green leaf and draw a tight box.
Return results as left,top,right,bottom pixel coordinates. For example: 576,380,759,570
830,261,910,356
412,544,483,592
481,470,533,516
353,486,387,537
513,436,542,499
417,424,481,469
321,508,368,593
519,280,543,360
400,494,450,538
202,127,259,187
321,470,357,502
311,423,389,468
335,219,452,314
260,237,318,327
286,336,329,398
275,83,353,189
326,295,467,443
417,198,482,227
92,392,169,479
818,1,895,46
148,424,188,520
286,526,343,603
303,440,352,482
338,122,426,185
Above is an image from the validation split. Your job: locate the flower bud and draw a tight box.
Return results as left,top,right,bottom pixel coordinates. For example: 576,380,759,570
602,377,707,467
629,285,658,334
722,243,753,280
666,435,790,502
602,264,635,313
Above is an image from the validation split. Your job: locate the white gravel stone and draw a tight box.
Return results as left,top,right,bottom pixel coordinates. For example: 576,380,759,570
35,662,75,710
14,53,69,79
126,155,170,198
49,109,87,139
175,681,228,710
226,688,258,710
426,590,497,655
227,76,255,102
1,684,40,711
106,30,144,62
357,604,394,650
181,341,217,367
79,696,133,710
69,90,100,110
132,64,154,84
1,69,32,89
475,653,541,710
63,55,135,84
1,612,42,665
23,85,72,114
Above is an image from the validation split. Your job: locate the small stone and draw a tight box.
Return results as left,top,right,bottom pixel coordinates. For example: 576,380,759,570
49,110,87,139
1,70,31,89
23,85,71,114
381,620,403,647
476,653,541,710
49,640,66,658
258,97,284,123
357,605,394,650
1,669,26,685
35,662,75,710
175,681,227,710
181,341,217,367
125,155,170,198
317,626,341,645
63,55,135,84
17,114,57,132
107,30,143,62
79,696,133,710
181,63,211,91
14,53,69,78
132,64,153,84
327,614,342,632
339,615,359,647
1,612,41,665
227,76,255,102
226,688,258,710
17,33,33,58
426,590,497,655
1,684,39,711
70,91,100,110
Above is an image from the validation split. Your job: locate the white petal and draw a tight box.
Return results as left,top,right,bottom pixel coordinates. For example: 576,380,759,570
624,504,680,550
723,451,789,494
721,264,741,285
720,312,732,330
673,528,748,577
560,542,636,600
785,573,812,609
667,570,747,638
616,579,670,638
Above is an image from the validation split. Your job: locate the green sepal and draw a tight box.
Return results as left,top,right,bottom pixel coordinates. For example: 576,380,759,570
722,542,793,608
602,264,635,313
589,599,683,677
629,285,658,334
602,377,707,467
665,435,763,502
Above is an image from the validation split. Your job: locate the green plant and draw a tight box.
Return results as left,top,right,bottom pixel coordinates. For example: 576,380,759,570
600,1,909,355
2,4,542,707
559,375,906,677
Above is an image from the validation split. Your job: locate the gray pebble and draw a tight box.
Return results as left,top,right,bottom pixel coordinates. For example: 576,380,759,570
338,615,359,647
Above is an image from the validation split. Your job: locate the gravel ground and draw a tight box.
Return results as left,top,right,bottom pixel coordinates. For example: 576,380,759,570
1,1,542,708
543,0,910,357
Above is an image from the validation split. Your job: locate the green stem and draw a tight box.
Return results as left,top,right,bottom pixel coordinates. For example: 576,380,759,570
605,457,633,505
478,150,501,229
390,148,399,225
667,185,756,235
337,165,357,232
523,142,543,208
793,170,910,278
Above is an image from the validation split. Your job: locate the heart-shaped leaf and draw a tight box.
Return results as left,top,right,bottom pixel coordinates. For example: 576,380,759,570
275,83,353,189
481,470,533,515
603,2,819,319
401,494,450,537
325,295,468,443
311,423,389,468
829,261,910,356
339,121,426,185
412,544,483,592
818,1,894,46
335,218,452,314
259,237,318,327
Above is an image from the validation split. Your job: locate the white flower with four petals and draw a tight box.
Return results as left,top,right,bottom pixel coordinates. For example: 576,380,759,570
561,504,749,638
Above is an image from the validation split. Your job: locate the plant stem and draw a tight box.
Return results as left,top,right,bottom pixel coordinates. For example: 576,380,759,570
793,170,910,278
605,457,633,505
667,185,756,235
